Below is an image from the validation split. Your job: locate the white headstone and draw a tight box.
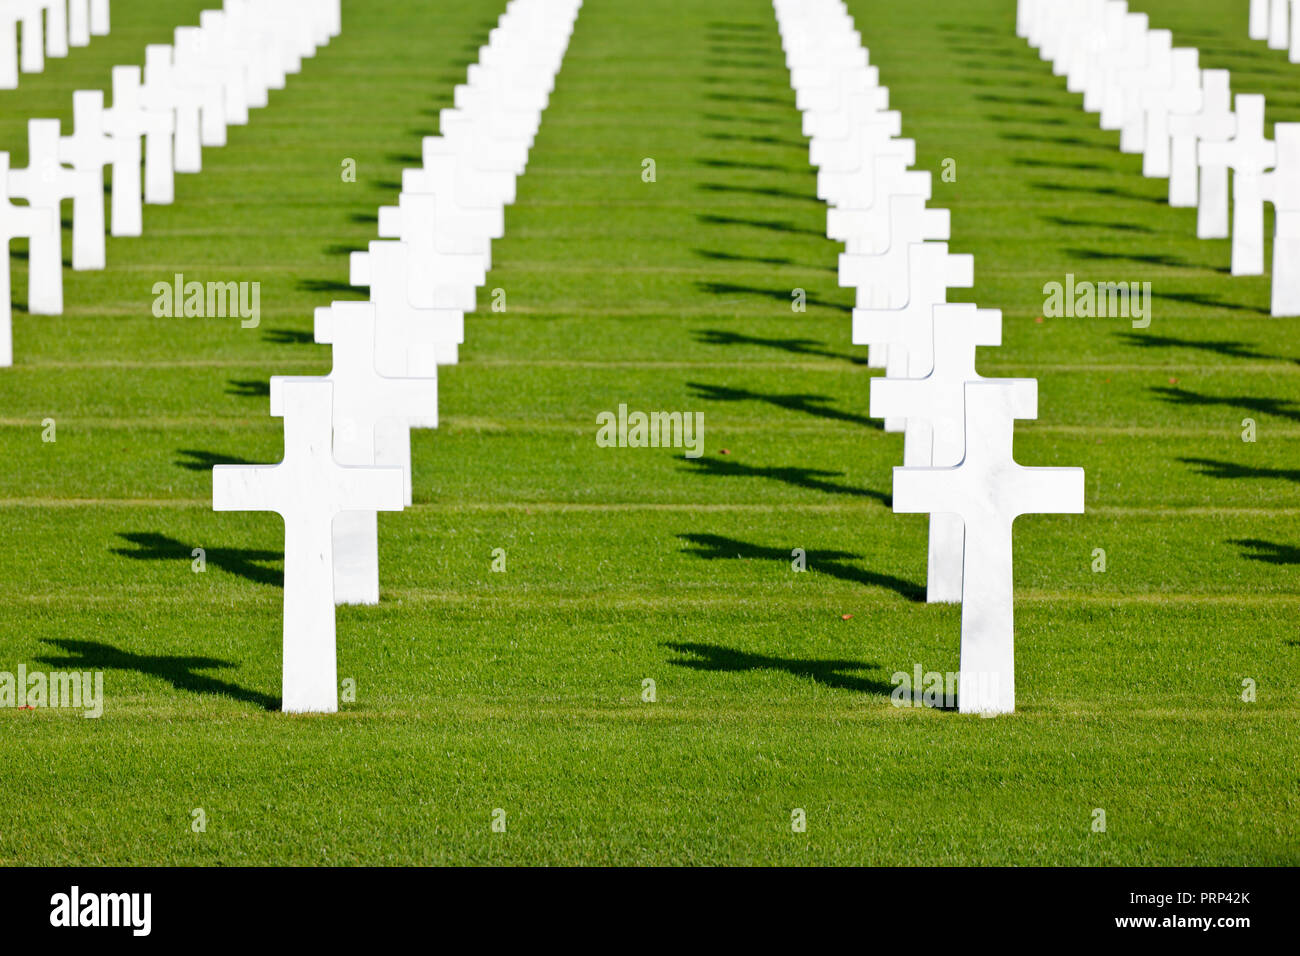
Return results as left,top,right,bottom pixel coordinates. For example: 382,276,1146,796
45,0,67,58
839,195,950,309
4,128,64,315
268,304,435,603
212,379,404,713
871,305,1022,604
892,380,1085,714
1143,47,1198,179
19,0,44,74
144,44,202,177
1200,94,1276,276
1261,123,1300,316
1250,0,1271,40
0,152,60,366
1100,14,1150,136
200,9,248,126
68,0,88,46
89,0,107,35
174,25,226,150
102,66,150,237
1269,0,1290,49
853,242,975,431
0,7,17,89
57,89,112,270
1294,0,1300,62
350,238,462,378
1170,69,1233,217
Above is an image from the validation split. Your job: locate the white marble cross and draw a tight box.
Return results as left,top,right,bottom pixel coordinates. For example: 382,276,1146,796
1200,94,1276,276
811,110,902,184
389,179,494,272
1269,0,1291,49
853,242,975,431
350,237,464,375
872,305,1029,604
817,125,914,208
57,89,112,270
1119,30,1172,157
826,157,930,255
401,164,504,267
200,9,249,126
1082,2,1131,115
438,112,523,203
1099,14,1150,136
269,303,436,603
0,152,59,366
45,0,67,59
174,25,227,150
4,133,63,316
101,66,152,237
1251,0,1271,40
1170,69,1232,219
89,0,108,35
1261,123,1300,316
804,81,889,154
381,194,486,311
839,195,950,310
893,380,1085,714
213,378,404,713
1142,47,1198,179
19,1,44,74
0,5,19,89
144,44,201,178
68,0,89,47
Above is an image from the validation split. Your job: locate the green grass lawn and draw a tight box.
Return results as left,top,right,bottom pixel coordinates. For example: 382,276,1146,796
0,0,1297,865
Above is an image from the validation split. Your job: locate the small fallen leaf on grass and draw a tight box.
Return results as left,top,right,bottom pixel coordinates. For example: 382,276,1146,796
841,613,853,620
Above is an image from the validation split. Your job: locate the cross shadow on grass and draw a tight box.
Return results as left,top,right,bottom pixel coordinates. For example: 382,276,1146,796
678,532,921,600
688,381,874,427
227,378,270,399
694,328,868,364
35,638,279,711
1180,458,1300,482
262,328,317,346
1154,386,1300,423
683,456,890,504
1116,331,1276,361
113,532,282,587
1230,539,1300,565
176,448,260,472
664,641,896,696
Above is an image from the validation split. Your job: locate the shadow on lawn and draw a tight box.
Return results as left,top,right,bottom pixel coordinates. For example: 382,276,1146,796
1116,331,1277,361
678,532,921,601
35,638,279,711
694,328,867,364
695,281,848,312
1153,386,1300,423
175,448,259,472
112,532,282,587
1180,458,1300,483
688,381,875,427
683,456,890,504
664,641,896,696
1230,539,1300,565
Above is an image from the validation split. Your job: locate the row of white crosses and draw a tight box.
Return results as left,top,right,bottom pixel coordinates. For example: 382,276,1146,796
1,0,341,367
0,0,111,89
1019,0,1300,317
1249,0,1300,61
774,0,1085,715
213,0,584,714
